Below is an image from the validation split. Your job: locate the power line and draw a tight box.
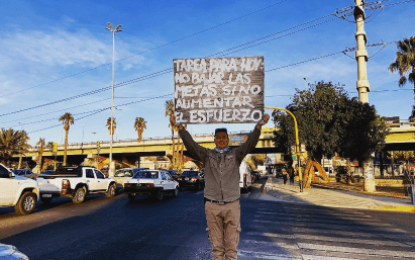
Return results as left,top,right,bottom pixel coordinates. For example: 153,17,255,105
4,0,412,119
29,108,110,134
0,69,172,117
0,38,399,121
26,93,173,133
0,98,111,124
0,0,290,98
9,108,107,128
0,12,344,117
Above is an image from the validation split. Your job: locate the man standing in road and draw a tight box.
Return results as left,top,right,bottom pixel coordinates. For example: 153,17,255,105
170,113,269,260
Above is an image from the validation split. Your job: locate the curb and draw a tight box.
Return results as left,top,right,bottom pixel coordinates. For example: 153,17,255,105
369,205,415,212
312,183,411,200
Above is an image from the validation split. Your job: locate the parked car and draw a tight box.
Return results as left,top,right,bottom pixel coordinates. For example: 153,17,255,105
36,166,117,204
177,170,205,190
11,169,37,179
124,170,179,201
113,168,147,190
0,162,39,215
166,170,179,181
0,243,29,259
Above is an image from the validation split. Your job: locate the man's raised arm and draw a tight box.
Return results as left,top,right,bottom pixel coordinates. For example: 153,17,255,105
170,114,208,163
235,113,270,163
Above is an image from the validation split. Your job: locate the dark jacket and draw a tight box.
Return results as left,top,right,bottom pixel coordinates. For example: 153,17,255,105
179,127,261,202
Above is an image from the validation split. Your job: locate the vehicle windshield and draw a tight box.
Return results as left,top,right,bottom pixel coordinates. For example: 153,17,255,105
12,170,24,175
181,171,198,177
133,168,147,175
114,169,134,177
133,171,159,179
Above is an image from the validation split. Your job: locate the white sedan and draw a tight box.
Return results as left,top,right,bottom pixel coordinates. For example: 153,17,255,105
123,170,179,201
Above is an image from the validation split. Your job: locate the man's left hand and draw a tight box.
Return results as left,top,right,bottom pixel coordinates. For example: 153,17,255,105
256,113,270,129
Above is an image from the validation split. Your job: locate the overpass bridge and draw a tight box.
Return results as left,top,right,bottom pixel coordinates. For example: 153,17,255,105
20,125,415,166
23,127,278,166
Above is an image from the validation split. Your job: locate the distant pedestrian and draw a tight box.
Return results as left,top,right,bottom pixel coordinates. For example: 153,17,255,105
288,167,294,185
282,167,288,184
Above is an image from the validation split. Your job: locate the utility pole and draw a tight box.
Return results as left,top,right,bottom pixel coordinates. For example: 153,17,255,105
354,0,376,192
105,22,122,177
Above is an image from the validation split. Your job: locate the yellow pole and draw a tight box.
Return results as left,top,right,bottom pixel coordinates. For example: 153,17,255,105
265,106,303,192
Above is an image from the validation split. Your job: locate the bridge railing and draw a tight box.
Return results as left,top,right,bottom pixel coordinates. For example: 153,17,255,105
31,130,266,151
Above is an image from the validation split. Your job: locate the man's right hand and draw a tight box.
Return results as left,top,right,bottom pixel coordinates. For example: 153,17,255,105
170,114,183,130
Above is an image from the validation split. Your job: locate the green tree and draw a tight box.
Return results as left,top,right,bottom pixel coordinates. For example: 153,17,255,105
17,130,31,169
273,81,387,167
59,112,74,166
337,98,388,166
134,117,147,142
389,36,415,120
273,81,348,163
0,128,23,166
390,151,415,174
36,138,46,171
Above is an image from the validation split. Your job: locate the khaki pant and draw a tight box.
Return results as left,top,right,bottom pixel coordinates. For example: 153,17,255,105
205,199,241,260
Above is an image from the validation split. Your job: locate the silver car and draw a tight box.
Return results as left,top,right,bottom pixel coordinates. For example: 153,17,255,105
113,168,147,190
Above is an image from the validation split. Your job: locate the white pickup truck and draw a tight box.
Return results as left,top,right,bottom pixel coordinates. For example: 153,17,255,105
0,162,39,215
36,166,117,204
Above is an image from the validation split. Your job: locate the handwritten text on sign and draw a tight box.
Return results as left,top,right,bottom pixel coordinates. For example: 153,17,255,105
173,56,264,124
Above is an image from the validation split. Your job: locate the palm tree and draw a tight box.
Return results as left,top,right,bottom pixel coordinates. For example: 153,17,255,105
165,100,176,167
17,130,31,169
0,128,22,166
59,112,74,166
36,138,45,171
134,117,147,142
106,117,117,138
389,36,415,120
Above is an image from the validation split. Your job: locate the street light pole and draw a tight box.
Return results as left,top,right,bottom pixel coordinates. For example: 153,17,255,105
353,0,375,192
265,106,303,192
105,22,122,177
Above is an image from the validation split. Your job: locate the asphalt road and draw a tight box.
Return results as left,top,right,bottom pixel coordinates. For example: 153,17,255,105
1,179,415,260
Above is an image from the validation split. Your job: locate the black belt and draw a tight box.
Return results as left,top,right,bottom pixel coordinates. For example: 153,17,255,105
204,198,238,205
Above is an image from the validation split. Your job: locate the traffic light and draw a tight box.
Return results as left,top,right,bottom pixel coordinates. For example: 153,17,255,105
97,141,101,151
53,142,58,153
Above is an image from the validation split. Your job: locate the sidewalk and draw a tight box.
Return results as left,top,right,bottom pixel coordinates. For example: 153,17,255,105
261,177,415,212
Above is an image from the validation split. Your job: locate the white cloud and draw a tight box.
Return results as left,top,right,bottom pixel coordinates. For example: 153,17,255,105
0,28,146,69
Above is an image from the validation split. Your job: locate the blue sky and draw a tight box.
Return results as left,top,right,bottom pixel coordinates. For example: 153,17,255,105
0,0,414,146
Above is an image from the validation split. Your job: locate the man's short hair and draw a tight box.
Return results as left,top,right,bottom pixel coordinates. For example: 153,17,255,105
215,128,228,137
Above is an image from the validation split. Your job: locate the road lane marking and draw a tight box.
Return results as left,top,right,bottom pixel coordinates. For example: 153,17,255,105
257,208,368,216
298,243,415,258
256,211,375,220
238,250,298,259
246,232,410,247
252,219,405,232
250,225,415,241
302,255,360,260
253,214,388,226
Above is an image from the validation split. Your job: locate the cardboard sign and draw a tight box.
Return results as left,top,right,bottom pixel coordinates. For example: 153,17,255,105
173,56,264,124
